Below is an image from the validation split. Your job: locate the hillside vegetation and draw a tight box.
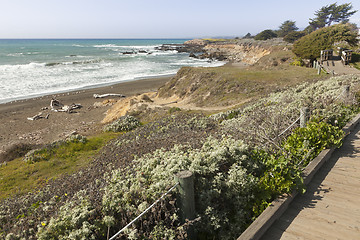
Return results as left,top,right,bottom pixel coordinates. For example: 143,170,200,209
1,65,360,239
1,33,360,239
157,50,320,108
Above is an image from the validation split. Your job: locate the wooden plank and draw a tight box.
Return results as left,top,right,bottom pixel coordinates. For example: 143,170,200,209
241,114,360,240
289,200,360,225
278,210,360,239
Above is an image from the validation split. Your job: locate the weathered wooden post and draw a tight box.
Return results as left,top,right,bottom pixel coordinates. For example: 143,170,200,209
300,107,310,128
174,170,195,239
317,64,321,75
343,85,350,99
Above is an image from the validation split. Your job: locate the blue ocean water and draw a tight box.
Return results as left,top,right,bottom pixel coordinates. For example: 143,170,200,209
0,39,224,103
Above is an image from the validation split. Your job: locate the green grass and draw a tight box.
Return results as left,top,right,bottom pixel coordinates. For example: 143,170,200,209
202,38,228,42
0,132,120,199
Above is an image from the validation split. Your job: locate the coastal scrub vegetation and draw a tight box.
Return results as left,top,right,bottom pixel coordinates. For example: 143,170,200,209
0,3,359,239
1,73,360,239
254,30,277,41
292,23,359,60
254,2,358,53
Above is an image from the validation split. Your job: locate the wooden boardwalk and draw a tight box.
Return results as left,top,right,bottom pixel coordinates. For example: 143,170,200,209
322,60,360,75
261,122,360,240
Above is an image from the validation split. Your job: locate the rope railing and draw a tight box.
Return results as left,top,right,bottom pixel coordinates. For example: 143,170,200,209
109,182,179,240
277,116,301,138
279,85,349,137
108,85,351,240
332,87,349,102
259,85,350,151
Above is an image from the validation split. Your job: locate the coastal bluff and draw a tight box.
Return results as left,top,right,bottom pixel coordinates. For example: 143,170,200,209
159,38,291,65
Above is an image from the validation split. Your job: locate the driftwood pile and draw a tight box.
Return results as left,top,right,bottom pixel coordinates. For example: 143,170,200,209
27,99,83,120
50,99,82,113
27,93,124,120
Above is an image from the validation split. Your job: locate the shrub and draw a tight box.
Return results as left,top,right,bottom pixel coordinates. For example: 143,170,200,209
103,115,140,132
168,107,181,114
252,120,345,217
290,57,305,66
37,191,98,240
23,148,52,163
254,30,277,40
292,23,358,60
283,31,306,43
102,137,259,239
283,121,344,165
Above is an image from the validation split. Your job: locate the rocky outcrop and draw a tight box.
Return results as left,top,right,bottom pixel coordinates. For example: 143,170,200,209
203,43,271,64
155,44,204,53
184,39,207,45
158,38,290,65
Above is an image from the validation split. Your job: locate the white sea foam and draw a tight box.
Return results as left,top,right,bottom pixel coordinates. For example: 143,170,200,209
6,53,24,57
93,44,120,48
0,39,225,104
72,44,85,47
0,62,46,71
93,44,158,49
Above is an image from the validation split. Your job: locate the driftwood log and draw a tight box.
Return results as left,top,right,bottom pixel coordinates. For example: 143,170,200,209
93,93,126,99
27,113,50,121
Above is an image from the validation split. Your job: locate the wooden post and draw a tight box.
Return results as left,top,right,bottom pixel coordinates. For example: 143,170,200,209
317,65,321,75
300,107,310,128
343,85,350,100
174,170,195,238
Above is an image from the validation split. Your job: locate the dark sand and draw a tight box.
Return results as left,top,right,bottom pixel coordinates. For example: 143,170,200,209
0,76,171,154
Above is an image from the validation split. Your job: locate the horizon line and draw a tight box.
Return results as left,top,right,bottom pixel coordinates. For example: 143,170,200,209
0,37,198,40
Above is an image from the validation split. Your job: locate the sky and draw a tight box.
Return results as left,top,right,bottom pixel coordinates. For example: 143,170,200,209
0,0,359,39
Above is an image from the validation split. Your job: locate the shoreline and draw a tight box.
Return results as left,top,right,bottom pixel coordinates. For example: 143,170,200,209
0,74,177,105
0,75,172,154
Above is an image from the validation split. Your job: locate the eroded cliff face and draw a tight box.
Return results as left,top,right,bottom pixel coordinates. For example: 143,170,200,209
185,38,290,65
203,43,271,64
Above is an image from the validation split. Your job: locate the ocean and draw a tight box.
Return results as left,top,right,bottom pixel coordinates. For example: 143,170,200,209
0,39,224,104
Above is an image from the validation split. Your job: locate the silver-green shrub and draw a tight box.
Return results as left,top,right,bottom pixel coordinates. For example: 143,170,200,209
37,191,97,240
103,115,140,132
102,136,258,239
219,74,360,147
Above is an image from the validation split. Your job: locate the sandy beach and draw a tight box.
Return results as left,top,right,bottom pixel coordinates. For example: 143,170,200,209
0,76,171,155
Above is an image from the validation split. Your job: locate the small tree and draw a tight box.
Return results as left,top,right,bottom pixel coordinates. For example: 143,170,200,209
292,23,358,61
308,3,357,31
243,32,252,39
278,20,299,37
254,30,277,40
